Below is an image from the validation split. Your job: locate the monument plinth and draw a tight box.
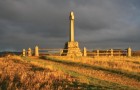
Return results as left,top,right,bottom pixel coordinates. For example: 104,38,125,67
63,11,82,56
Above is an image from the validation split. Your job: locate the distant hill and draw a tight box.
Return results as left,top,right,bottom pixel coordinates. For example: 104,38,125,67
0,52,22,57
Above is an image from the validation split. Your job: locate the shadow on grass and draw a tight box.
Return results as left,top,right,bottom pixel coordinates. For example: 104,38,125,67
30,65,45,72
12,59,23,64
40,56,140,82
0,74,22,90
40,79,109,90
0,76,11,90
126,60,140,65
0,75,106,90
12,58,45,72
63,81,108,90
63,70,133,90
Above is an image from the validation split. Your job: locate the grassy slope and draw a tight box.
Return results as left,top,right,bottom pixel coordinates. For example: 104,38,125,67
0,56,140,90
0,56,88,90
22,56,140,90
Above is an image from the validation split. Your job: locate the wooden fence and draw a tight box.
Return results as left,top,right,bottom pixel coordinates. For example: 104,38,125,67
22,46,132,57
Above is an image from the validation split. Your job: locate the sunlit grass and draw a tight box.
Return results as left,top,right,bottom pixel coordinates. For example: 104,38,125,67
0,56,83,90
0,55,140,89
25,56,140,89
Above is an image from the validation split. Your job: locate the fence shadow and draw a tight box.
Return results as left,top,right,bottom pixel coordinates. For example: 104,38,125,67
40,56,140,81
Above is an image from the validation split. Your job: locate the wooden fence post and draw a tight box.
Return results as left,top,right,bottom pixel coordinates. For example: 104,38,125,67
22,49,26,56
127,47,132,57
97,50,99,57
35,46,39,56
83,47,87,56
111,49,113,57
27,48,32,56
60,49,63,56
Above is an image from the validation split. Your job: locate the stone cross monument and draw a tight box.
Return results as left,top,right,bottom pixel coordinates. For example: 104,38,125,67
62,11,82,56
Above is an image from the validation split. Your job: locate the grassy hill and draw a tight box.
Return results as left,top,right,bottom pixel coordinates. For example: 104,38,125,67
0,55,140,90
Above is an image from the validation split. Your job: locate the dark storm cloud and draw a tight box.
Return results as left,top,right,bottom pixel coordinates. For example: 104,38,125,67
0,0,140,51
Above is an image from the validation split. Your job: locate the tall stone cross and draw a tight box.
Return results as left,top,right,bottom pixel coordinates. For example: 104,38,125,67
69,11,75,42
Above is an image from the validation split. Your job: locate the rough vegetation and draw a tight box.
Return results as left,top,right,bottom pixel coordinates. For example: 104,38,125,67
0,55,140,90
0,56,80,90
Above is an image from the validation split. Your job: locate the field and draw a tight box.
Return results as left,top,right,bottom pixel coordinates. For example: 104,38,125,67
0,55,140,90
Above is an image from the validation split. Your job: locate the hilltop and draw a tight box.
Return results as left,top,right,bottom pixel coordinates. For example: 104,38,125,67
0,55,140,90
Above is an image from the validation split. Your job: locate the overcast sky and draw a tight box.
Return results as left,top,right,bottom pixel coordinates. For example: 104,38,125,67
0,0,140,51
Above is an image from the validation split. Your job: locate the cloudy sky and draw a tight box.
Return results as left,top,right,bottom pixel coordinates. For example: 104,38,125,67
0,0,140,51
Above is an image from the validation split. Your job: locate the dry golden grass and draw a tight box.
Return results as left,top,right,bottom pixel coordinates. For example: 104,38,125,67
50,56,140,73
40,56,140,89
1,55,140,89
0,55,81,90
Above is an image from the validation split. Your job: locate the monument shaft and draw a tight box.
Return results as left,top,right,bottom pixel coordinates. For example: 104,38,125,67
62,11,82,56
70,12,75,42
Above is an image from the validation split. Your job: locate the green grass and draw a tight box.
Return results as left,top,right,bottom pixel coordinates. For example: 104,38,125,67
21,56,139,90
41,56,140,81
2,56,99,90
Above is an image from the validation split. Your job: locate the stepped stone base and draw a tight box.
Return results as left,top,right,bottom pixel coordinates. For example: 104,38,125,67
62,41,82,56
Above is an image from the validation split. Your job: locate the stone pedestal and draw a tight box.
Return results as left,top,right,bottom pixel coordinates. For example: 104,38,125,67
62,41,82,56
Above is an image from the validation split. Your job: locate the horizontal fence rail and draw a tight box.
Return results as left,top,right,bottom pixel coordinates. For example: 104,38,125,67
22,46,132,57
